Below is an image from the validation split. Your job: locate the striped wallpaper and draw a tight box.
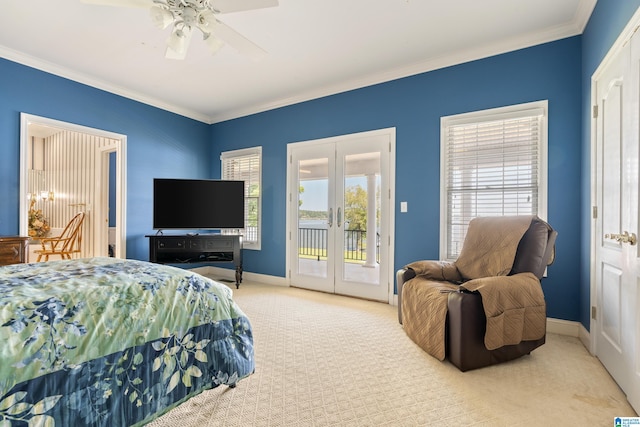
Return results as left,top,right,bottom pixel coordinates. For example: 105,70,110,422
33,130,118,258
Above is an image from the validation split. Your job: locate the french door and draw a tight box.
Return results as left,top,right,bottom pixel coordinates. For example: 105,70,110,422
593,24,640,413
287,129,393,302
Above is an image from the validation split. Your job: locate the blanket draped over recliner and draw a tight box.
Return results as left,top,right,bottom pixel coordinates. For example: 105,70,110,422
401,216,546,360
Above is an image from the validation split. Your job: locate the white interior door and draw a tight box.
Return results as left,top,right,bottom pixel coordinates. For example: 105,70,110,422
288,129,393,302
593,28,640,413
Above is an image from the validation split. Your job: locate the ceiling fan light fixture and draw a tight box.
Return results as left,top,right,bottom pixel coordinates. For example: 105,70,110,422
181,6,198,26
83,0,279,60
198,9,216,29
204,33,224,55
167,28,185,52
166,26,192,59
149,6,173,29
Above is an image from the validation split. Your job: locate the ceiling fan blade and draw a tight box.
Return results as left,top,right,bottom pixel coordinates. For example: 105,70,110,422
210,20,267,60
80,0,153,8
210,0,278,14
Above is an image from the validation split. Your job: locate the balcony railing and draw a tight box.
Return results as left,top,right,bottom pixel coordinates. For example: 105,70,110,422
298,228,379,263
298,227,327,259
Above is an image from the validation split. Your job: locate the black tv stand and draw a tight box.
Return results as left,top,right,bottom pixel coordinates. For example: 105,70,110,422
147,234,243,288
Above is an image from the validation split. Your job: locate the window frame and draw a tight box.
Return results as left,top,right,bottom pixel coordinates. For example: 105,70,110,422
221,146,262,250
439,100,548,260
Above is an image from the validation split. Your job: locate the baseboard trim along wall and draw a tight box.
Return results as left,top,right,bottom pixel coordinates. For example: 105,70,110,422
578,323,591,351
192,266,589,344
190,265,289,287
546,319,591,353
546,317,581,337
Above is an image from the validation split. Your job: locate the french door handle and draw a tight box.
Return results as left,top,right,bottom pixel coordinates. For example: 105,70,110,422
337,207,342,227
328,208,333,228
605,231,637,245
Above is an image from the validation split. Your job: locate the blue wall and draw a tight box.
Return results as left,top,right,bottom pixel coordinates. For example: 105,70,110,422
0,58,212,259
4,4,640,326
580,1,640,329
212,37,583,321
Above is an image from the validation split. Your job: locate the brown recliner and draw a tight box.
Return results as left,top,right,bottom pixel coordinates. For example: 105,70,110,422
397,216,557,371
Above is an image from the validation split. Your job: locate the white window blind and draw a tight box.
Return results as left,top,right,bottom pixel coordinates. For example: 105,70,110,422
441,102,547,259
221,147,262,250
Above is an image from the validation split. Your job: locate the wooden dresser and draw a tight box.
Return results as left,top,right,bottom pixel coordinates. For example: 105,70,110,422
0,236,29,266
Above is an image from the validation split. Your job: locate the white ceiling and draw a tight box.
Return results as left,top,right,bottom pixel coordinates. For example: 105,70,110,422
1,0,595,124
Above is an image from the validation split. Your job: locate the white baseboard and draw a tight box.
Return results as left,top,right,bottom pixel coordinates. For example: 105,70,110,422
191,266,289,287
547,318,592,352
578,323,591,353
190,267,591,343
547,317,581,337
242,270,288,286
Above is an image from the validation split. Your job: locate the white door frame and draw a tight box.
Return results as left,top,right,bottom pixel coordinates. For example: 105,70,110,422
285,127,396,304
19,113,127,259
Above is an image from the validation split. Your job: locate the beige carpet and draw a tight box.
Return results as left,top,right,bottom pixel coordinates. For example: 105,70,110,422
149,279,637,426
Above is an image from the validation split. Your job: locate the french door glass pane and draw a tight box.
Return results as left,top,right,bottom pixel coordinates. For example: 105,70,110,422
342,152,380,284
297,157,329,278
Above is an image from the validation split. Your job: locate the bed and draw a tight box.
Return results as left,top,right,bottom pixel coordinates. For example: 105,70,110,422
0,257,255,426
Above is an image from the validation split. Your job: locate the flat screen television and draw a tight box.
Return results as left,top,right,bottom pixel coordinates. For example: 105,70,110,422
153,178,245,230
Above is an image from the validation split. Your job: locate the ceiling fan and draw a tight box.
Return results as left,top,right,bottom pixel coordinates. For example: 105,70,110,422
81,0,278,60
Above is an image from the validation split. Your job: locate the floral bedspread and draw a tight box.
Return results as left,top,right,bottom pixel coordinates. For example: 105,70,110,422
0,257,254,426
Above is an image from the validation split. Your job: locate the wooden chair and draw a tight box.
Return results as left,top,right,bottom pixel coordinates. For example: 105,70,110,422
36,212,85,262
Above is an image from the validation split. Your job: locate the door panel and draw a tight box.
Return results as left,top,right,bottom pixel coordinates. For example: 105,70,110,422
288,130,392,302
601,263,622,351
625,30,640,409
594,28,640,412
334,135,389,300
601,78,623,241
596,36,630,399
290,144,335,294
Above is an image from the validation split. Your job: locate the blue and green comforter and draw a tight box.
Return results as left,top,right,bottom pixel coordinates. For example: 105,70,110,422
0,257,254,426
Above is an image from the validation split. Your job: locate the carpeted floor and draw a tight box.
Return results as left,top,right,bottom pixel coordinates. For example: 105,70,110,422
149,279,637,426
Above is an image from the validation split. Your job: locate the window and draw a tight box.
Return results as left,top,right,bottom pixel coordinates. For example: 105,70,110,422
221,147,262,250
440,101,547,259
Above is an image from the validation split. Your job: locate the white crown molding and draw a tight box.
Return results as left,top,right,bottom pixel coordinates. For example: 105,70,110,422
209,11,593,123
574,0,598,32
0,45,211,124
1,0,596,126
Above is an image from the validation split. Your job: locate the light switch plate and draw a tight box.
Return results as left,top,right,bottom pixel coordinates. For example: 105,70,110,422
400,201,408,212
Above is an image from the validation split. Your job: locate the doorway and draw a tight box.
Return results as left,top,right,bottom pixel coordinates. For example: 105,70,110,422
19,113,127,259
287,128,395,302
591,15,640,412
